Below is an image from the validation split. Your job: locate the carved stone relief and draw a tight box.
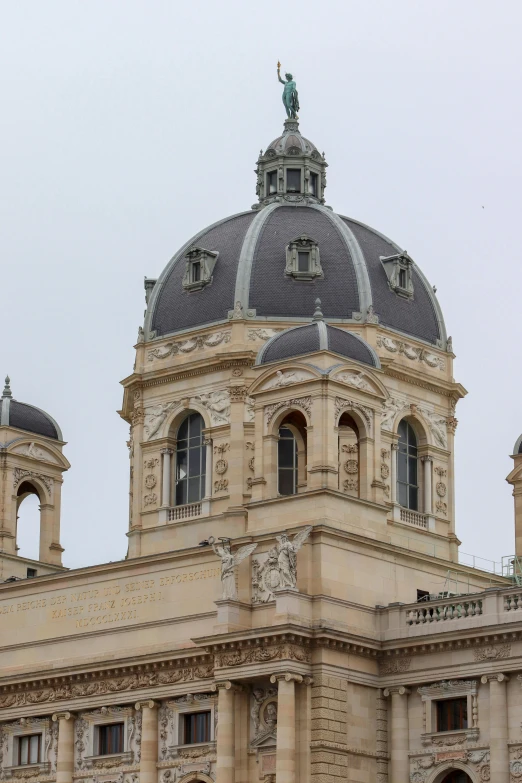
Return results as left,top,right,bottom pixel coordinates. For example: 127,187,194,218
194,390,231,425
334,398,373,434
12,468,52,496
250,687,278,746
473,643,510,661
147,331,231,361
261,370,313,390
264,397,312,427
376,334,445,370
335,371,373,391
247,329,282,342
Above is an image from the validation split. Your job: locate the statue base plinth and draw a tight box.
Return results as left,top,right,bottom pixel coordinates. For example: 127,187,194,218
214,599,251,633
273,588,312,628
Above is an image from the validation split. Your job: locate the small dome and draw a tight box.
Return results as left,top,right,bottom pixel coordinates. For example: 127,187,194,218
0,377,62,441
256,310,380,368
265,120,318,157
514,434,522,455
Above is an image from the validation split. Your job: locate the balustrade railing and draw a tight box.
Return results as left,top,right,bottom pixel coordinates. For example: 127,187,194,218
400,508,428,528
168,502,202,521
406,597,483,625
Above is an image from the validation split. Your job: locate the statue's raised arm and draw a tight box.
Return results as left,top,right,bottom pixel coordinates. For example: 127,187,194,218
277,61,299,119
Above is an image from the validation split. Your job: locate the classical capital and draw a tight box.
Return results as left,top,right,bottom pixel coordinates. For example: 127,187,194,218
480,673,509,684
135,700,159,711
160,448,174,455
270,672,304,685
52,711,75,722
390,443,400,452
303,676,314,686
420,455,433,463
212,680,242,692
383,686,411,697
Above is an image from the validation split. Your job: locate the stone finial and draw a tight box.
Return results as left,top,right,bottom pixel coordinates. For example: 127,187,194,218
312,298,324,321
2,376,12,399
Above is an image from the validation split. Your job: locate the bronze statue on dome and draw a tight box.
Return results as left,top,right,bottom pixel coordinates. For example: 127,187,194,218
277,61,299,119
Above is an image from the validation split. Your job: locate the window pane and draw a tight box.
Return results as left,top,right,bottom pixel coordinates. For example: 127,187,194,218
188,446,201,477
178,418,188,441
409,456,417,485
398,483,407,508
279,438,295,468
286,169,301,192
279,469,295,496
188,477,201,503
398,451,407,482
409,485,418,510
189,414,202,437
20,737,29,765
298,252,309,272
191,262,201,282
176,481,187,506
177,450,187,480
29,735,39,764
267,170,277,194
309,172,318,196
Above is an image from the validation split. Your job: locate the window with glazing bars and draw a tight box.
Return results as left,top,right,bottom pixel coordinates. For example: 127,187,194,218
278,426,298,495
183,711,211,744
397,419,418,510
18,735,41,766
175,413,206,505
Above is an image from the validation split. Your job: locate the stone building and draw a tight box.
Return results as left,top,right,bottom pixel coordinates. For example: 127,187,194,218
0,100,521,783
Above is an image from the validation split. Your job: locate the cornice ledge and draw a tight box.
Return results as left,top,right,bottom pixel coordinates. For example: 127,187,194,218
309,740,383,759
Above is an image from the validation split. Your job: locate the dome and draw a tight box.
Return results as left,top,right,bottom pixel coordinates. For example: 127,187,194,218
145,120,446,349
0,377,62,440
146,205,446,347
256,312,380,367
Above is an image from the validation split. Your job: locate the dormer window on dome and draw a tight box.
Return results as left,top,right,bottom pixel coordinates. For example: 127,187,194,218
182,246,218,292
380,251,414,299
285,235,323,281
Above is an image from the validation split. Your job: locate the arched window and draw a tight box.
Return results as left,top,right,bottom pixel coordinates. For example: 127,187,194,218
398,419,419,510
175,413,206,505
278,426,298,495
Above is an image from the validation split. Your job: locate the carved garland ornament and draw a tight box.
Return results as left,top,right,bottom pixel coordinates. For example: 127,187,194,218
264,397,312,427
215,643,310,668
12,468,52,495
376,334,445,370
334,397,373,433
0,664,214,711
147,331,231,361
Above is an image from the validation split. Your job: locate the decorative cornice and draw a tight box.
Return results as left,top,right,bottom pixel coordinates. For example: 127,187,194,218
0,657,214,711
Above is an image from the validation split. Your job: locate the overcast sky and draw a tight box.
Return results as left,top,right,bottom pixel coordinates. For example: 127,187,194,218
1,1,520,574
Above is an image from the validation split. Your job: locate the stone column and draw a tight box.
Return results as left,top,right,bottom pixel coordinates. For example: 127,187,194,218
481,674,509,781
270,672,303,783
52,711,75,783
160,448,173,507
214,681,239,783
421,456,433,514
390,443,399,505
135,700,159,783
383,686,410,783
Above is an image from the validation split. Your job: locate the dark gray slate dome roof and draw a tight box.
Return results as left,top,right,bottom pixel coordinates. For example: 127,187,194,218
146,204,446,347
0,378,61,440
514,434,522,455
257,320,380,367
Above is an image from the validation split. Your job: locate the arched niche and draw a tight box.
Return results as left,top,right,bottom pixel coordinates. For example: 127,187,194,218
16,481,42,561
429,764,476,783
177,774,214,783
